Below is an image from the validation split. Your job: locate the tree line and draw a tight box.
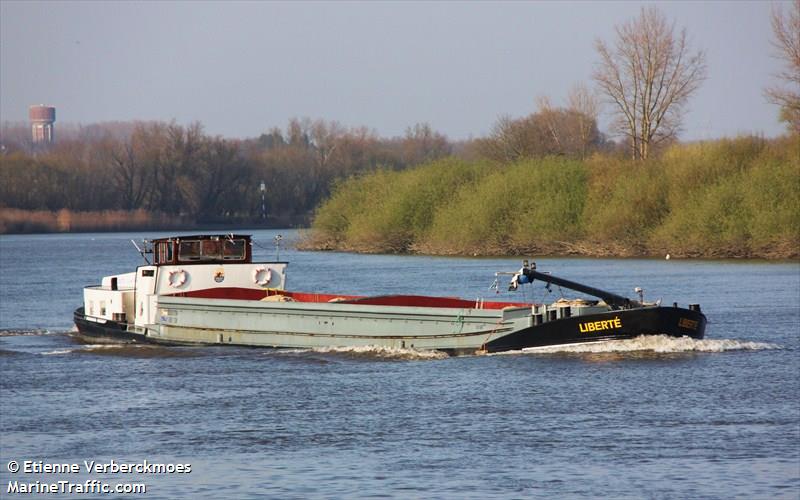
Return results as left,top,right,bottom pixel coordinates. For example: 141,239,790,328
1,4,797,230
0,118,454,223
0,105,609,224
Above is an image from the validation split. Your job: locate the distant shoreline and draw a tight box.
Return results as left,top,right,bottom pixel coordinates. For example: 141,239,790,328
297,235,799,261
3,208,795,261
0,208,308,235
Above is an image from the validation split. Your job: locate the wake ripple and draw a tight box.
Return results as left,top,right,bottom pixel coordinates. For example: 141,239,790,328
36,336,777,359
0,329,56,337
42,344,201,358
280,345,449,361
513,335,781,355
42,344,127,355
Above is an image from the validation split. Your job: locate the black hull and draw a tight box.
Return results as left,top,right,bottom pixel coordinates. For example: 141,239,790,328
74,305,706,353
73,307,152,344
485,305,706,353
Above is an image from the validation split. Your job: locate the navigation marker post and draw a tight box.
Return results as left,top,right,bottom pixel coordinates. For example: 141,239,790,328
260,181,266,221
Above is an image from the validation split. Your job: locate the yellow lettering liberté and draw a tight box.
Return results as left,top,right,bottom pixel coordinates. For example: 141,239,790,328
579,316,622,333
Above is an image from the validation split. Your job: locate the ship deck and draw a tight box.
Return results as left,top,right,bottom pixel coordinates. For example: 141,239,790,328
166,288,534,310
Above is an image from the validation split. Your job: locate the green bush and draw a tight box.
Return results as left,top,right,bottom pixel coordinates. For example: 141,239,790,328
313,158,489,252
415,157,586,253
650,174,751,255
583,156,668,243
309,136,799,258
742,138,800,251
311,169,397,241
650,136,799,256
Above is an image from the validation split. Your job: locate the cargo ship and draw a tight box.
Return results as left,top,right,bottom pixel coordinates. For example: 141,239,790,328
74,234,706,354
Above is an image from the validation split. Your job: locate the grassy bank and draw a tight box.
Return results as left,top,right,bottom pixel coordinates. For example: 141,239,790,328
302,136,800,259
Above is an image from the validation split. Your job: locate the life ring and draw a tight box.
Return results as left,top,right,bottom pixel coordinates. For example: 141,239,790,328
168,269,187,288
252,267,272,287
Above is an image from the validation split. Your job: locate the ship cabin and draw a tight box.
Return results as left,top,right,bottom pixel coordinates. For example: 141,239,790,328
149,234,253,266
82,234,288,330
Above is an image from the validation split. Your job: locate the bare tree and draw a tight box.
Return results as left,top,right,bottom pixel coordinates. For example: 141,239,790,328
287,117,312,148
190,137,252,220
567,83,601,158
593,7,706,160
107,140,149,210
310,119,345,169
476,107,601,163
535,90,601,159
477,115,539,163
535,96,564,153
765,0,800,134
401,122,451,165
0,123,34,155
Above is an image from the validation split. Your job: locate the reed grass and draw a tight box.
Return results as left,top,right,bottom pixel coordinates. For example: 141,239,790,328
0,209,188,234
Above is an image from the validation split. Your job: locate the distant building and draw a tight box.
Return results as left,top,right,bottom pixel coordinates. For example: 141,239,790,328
29,105,56,144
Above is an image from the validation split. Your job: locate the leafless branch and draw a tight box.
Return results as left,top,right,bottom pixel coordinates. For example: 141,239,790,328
593,6,706,159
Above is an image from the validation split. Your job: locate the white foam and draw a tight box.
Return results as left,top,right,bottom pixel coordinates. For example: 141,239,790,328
0,329,54,337
82,344,129,350
41,349,75,355
509,335,782,355
41,344,128,355
282,345,449,361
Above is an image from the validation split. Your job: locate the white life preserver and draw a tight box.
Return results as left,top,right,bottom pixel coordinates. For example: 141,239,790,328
252,267,272,287
168,269,187,288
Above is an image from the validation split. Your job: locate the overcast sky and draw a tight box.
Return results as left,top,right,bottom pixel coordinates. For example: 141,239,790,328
0,0,790,141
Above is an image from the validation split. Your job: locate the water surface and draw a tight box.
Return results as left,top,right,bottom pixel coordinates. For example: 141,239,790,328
1,230,798,498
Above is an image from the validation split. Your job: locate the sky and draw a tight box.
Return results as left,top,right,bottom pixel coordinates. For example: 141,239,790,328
0,0,791,141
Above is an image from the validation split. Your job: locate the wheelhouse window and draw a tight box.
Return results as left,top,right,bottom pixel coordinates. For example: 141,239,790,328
155,241,173,264
178,240,202,261
223,239,246,260
177,238,246,262
201,240,223,260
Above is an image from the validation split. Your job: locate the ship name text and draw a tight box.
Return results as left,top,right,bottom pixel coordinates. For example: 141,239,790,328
579,317,622,333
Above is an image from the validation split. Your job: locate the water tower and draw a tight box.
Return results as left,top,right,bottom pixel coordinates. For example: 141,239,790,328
29,105,56,144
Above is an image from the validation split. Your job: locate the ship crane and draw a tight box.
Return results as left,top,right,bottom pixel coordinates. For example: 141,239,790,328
508,261,640,310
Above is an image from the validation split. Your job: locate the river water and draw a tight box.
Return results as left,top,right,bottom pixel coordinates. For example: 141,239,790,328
1,230,798,499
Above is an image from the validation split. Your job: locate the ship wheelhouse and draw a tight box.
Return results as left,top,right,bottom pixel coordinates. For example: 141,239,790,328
150,235,253,266
80,234,290,331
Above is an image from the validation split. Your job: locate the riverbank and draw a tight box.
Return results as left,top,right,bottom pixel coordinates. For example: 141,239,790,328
298,234,799,260
302,136,799,260
0,208,309,235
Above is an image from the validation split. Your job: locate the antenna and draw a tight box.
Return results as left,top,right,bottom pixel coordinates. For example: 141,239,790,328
131,239,150,265
274,234,283,261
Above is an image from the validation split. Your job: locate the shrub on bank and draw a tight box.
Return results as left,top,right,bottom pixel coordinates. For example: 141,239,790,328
308,136,799,258
651,136,799,256
743,139,800,252
425,158,586,253
310,159,489,252
582,155,668,245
